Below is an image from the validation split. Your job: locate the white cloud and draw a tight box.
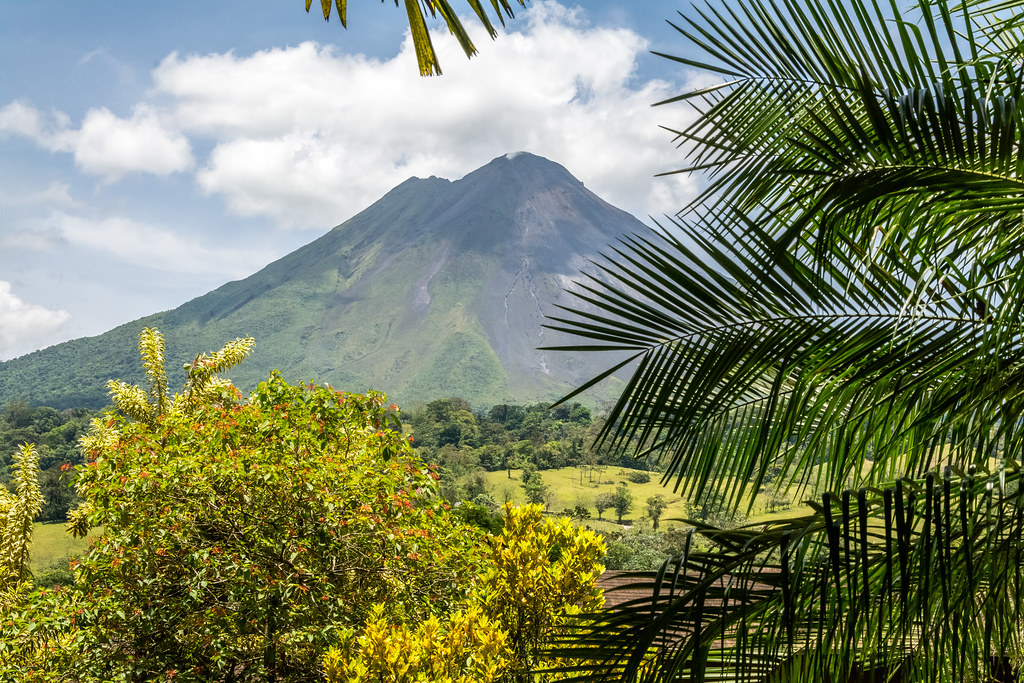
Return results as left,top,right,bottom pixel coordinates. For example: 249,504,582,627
2,0,704,229
0,281,71,361
0,100,48,139
73,105,193,180
0,181,77,209
153,1,697,227
49,212,275,277
0,101,192,180
1,2,698,226
0,100,73,148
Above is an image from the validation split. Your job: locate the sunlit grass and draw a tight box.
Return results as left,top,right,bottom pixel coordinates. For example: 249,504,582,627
30,522,95,571
478,465,798,528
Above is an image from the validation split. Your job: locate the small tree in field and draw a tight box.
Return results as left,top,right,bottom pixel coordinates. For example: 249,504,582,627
520,463,548,506
612,483,633,524
645,495,668,531
594,492,615,520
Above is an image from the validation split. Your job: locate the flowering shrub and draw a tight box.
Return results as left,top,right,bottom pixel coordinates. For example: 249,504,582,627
2,371,484,682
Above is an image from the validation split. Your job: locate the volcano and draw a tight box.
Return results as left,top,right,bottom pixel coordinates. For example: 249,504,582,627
0,153,645,410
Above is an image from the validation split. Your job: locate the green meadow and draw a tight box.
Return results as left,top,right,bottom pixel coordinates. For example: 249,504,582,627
479,465,800,529
30,522,92,572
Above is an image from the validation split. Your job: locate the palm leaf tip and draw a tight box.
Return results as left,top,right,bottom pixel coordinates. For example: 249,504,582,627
304,0,528,75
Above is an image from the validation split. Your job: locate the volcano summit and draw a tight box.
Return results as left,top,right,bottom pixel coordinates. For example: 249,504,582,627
0,153,645,409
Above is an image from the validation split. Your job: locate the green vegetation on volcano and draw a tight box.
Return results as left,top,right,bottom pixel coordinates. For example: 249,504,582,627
0,153,637,412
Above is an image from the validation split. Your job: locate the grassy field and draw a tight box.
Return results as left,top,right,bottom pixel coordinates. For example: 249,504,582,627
31,522,93,572
479,466,801,530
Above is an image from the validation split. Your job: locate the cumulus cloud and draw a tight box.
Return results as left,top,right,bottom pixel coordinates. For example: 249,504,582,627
48,212,276,278
153,1,697,227
0,101,193,180
0,281,71,361
1,2,697,225
73,106,193,180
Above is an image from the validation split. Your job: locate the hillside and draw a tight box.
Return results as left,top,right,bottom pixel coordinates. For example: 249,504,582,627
0,153,641,409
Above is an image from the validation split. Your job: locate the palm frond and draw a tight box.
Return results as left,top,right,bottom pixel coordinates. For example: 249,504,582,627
552,467,1024,682
306,0,527,75
551,1,1024,677
660,0,1024,259
548,210,1024,507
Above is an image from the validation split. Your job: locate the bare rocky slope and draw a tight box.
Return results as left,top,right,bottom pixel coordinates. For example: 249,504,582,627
0,153,644,410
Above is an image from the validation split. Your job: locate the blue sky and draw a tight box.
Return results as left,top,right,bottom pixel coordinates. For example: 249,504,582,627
0,1,701,360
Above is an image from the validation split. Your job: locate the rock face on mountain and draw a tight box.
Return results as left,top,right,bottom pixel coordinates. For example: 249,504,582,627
0,153,645,410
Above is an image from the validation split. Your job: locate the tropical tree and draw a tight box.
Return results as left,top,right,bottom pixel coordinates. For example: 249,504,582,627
645,495,666,531
520,463,549,506
611,483,632,524
0,444,42,602
306,0,528,75
548,0,1024,680
594,491,615,520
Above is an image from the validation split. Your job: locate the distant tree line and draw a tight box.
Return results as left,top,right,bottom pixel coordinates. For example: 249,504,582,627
0,402,100,522
0,395,661,523
405,397,657,503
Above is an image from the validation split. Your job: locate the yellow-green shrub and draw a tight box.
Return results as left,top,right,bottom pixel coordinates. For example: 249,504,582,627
476,504,606,679
324,604,510,682
0,443,43,602
328,503,607,683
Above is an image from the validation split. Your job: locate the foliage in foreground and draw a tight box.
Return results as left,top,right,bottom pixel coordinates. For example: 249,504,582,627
329,504,607,683
546,0,1024,680
0,403,98,522
306,0,527,76
0,443,42,601
1,329,614,682
0,330,485,682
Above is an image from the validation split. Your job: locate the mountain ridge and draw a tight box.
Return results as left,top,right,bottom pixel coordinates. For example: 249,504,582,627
0,153,639,410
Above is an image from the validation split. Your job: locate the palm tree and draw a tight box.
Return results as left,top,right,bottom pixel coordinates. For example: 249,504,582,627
547,0,1024,680
305,0,528,75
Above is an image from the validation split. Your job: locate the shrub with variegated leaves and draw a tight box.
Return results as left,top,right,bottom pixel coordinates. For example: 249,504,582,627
327,504,606,683
0,443,43,600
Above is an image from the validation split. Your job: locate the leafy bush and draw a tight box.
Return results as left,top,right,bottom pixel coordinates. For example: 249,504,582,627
2,370,484,682
325,603,510,682
328,504,607,683
603,526,670,571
